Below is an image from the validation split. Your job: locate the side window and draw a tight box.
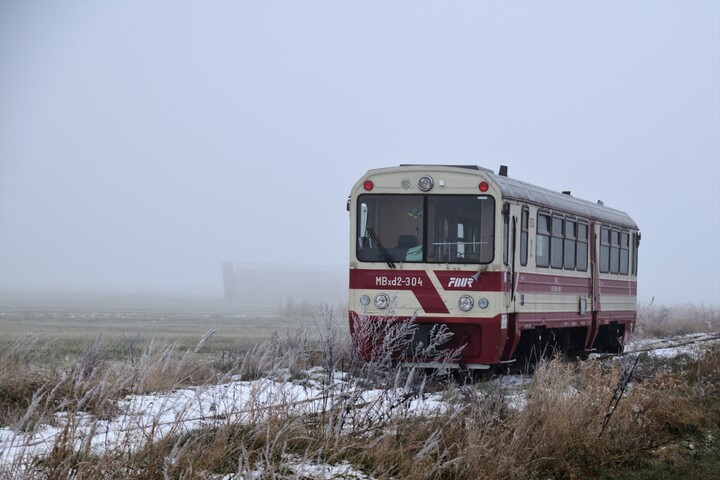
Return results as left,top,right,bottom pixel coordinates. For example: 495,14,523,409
600,226,610,273
564,219,576,270
550,215,564,269
576,222,588,271
503,209,509,265
610,229,620,274
632,232,639,276
520,207,529,266
536,212,551,267
620,231,629,275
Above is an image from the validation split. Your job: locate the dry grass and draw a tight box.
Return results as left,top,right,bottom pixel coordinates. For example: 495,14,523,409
0,337,55,427
0,333,220,437
212,328,312,381
2,305,719,479
636,302,719,338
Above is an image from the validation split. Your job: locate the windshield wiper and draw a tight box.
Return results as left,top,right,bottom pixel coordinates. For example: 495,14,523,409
367,227,396,269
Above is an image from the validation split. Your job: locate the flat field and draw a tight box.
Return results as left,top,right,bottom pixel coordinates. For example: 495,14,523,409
0,291,345,358
1,292,718,479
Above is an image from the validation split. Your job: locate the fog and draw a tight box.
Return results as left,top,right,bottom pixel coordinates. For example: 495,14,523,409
0,1,718,305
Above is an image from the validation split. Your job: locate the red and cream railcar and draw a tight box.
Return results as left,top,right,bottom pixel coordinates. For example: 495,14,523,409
348,165,639,368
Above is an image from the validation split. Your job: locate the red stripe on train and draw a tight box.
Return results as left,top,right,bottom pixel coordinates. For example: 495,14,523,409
349,269,450,314
599,278,638,295
517,273,591,294
516,272,637,296
349,269,636,313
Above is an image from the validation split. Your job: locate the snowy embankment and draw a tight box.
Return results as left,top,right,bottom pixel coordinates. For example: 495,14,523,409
0,368,445,476
2,332,718,477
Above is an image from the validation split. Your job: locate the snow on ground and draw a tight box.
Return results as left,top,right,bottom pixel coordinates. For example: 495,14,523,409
214,455,373,480
1,332,717,476
1,378,320,467
625,332,720,358
0,369,448,475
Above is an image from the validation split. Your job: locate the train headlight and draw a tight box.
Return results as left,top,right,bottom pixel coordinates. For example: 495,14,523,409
478,297,489,309
359,295,370,307
418,176,434,192
374,293,390,309
458,295,474,312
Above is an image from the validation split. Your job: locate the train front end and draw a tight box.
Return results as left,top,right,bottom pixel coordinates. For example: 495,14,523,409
348,166,509,369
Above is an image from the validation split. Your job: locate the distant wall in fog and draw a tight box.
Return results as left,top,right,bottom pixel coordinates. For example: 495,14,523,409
222,262,347,304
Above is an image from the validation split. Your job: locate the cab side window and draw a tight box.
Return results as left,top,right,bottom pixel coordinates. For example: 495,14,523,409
620,231,630,275
520,207,529,266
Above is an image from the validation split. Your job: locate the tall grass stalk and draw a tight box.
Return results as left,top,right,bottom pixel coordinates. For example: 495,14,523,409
1,307,719,479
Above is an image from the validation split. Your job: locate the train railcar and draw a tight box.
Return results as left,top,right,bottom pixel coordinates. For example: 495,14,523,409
348,165,639,369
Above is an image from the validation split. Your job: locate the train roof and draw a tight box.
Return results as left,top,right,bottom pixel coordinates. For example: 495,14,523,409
396,164,638,229
490,172,637,229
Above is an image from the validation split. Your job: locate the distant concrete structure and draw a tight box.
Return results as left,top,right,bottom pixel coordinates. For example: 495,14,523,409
221,262,347,304
222,262,238,299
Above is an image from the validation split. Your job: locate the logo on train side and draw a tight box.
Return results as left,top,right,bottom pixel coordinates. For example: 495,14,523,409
447,277,474,288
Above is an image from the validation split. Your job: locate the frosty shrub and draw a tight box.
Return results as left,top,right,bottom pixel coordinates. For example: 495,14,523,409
349,302,464,382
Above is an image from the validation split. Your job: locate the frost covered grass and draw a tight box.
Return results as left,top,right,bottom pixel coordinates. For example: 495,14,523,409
1,305,719,479
635,302,719,338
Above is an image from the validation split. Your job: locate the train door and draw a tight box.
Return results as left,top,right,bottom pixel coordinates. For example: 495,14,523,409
500,202,519,361
585,221,601,349
502,202,516,310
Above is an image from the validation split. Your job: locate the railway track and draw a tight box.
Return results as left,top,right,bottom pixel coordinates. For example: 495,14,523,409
485,332,720,377
615,332,720,357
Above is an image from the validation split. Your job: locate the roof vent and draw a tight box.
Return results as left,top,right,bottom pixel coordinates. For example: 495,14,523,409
597,200,604,206
562,191,571,195
498,165,508,177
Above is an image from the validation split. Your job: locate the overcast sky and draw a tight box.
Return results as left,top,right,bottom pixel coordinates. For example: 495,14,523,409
0,0,718,305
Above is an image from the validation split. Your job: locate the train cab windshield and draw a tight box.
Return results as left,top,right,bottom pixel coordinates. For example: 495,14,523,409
356,194,495,264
